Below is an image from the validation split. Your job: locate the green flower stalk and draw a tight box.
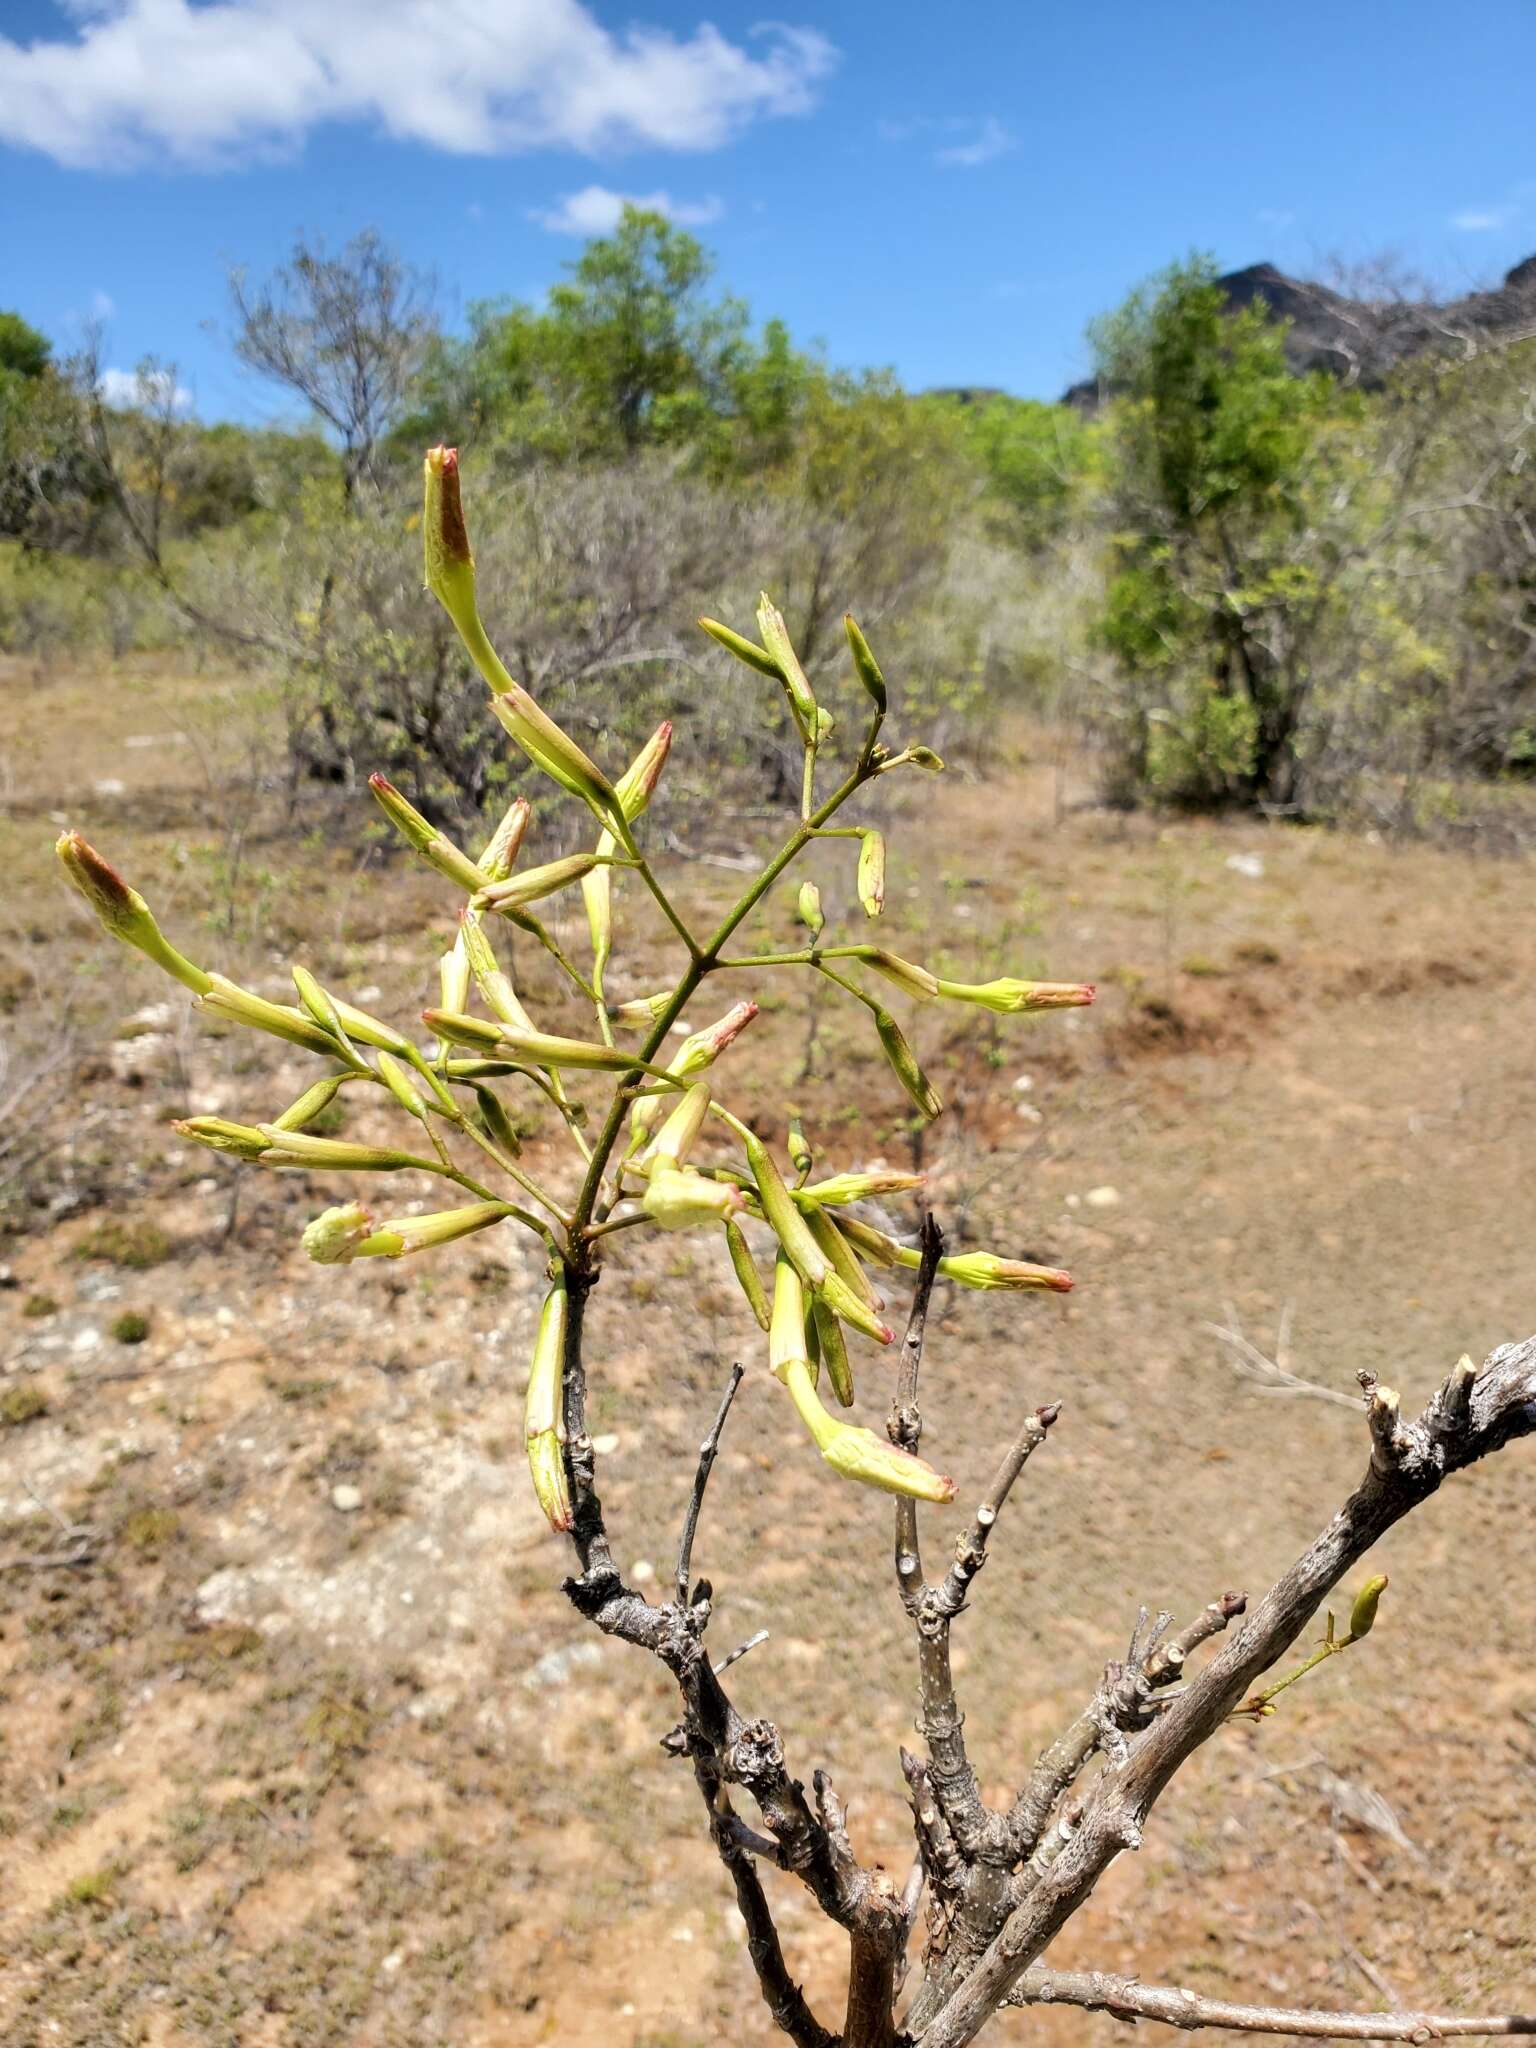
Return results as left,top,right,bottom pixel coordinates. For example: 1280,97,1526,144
56,832,212,995
368,775,489,893
843,613,887,715
874,1008,943,1120
525,1276,572,1533
423,447,619,822
936,978,1097,1014
857,831,886,918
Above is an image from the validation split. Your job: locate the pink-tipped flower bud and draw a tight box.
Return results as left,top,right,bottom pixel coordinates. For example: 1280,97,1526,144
930,1250,1073,1293
56,831,211,994
935,977,1096,1014
368,774,489,894
476,796,532,883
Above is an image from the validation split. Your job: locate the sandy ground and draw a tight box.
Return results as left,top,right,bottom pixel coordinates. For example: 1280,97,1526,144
1,654,1534,2046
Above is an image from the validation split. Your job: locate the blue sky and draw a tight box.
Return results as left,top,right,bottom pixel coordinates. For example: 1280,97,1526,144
1,0,1534,426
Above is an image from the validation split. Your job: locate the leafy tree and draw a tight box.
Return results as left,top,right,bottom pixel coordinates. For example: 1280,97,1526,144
943,392,1099,548
0,310,51,382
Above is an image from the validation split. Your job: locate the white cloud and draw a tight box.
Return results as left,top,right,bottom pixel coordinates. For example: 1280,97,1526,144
1257,208,1296,231
98,365,193,412
935,116,1013,169
0,1,836,171
1451,206,1513,232
530,184,723,235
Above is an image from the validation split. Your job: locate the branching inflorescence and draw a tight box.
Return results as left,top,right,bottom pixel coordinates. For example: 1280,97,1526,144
55,446,1536,2046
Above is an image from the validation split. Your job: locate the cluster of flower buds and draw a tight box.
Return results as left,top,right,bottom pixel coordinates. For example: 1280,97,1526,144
55,438,1099,1532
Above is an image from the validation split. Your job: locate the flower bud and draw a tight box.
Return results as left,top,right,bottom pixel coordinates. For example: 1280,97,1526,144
476,853,605,915
272,1075,347,1132
787,1114,813,1181
773,1333,954,1503
474,1084,524,1159
56,831,212,994
746,1132,892,1344
936,977,1096,1015
1347,1574,1388,1642
353,1200,513,1260
172,1116,271,1160
476,796,532,883
768,1255,810,1380
375,1050,430,1124
422,445,475,625
879,745,944,774
834,1215,904,1268
857,832,886,919
643,1164,745,1232
253,1126,435,1172
486,692,618,823
796,1169,924,1207
425,1012,670,1076
843,614,887,715
525,1276,572,1533
724,1218,771,1331
643,1081,712,1171
859,949,939,1001
797,881,824,940
459,910,535,1031
607,992,672,1028
197,974,357,1063
302,1201,376,1265
673,1000,760,1077
698,615,783,680
756,594,819,741
422,1007,504,1052
802,1204,884,1314
811,1296,854,1408
292,965,352,1048
874,1008,942,1121
614,722,673,824
367,775,489,893
439,939,471,1020
928,1250,1073,1293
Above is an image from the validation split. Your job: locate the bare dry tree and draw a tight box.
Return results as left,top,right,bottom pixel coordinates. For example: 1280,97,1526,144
229,229,435,500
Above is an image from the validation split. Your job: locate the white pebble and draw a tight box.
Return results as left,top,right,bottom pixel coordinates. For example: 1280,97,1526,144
331,1484,363,1513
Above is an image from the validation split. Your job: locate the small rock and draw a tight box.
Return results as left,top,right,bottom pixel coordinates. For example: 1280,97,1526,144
522,1640,604,1690
592,1432,620,1455
1015,1103,1043,1125
1084,1186,1121,1210
93,777,127,797
1225,852,1265,879
1012,1074,1034,1092
381,1952,403,1974
631,1558,655,1584
331,1484,364,1513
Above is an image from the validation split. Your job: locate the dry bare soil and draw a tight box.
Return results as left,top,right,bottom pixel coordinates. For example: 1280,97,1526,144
1,656,1534,2046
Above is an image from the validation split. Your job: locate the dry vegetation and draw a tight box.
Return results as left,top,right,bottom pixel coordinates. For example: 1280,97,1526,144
2,654,1535,2045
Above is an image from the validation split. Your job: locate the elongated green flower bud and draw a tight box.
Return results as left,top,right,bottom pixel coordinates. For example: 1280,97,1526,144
643,1164,745,1232
796,1169,924,1207
1347,1574,1388,1641
834,1214,904,1268
756,593,819,740
477,796,531,883
292,965,354,1050
773,1340,954,1502
802,1203,884,1314
874,1008,942,1120
423,1007,505,1052
254,1126,436,1172
643,1081,712,1171
525,1275,572,1533
326,995,413,1057
697,615,783,680
474,1084,524,1159
614,721,673,824
724,1219,771,1331
797,880,824,939
173,1116,271,1159
857,831,886,919
860,949,940,1001
935,977,1096,1015
459,910,535,1032
439,939,471,1020
375,1051,429,1123
746,1133,892,1344
423,449,620,821
196,974,357,1063
353,1200,514,1260
302,1201,376,1264
843,614,887,715
272,1075,347,1132
424,1011,672,1077
56,831,211,994
477,853,606,915
811,1295,854,1408
368,775,488,893
879,745,944,774
787,1114,813,1181
769,1255,810,1378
